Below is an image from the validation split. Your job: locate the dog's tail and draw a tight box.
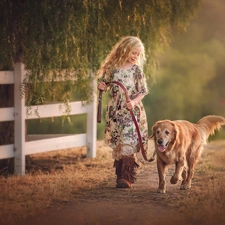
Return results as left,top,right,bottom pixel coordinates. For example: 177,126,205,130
196,115,225,144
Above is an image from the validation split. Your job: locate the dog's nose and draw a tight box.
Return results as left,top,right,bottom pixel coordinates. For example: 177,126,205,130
157,139,163,145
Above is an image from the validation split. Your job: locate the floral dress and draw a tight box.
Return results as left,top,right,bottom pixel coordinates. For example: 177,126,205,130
102,64,149,160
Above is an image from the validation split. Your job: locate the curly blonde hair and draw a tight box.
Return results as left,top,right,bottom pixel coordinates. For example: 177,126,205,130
98,36,146,79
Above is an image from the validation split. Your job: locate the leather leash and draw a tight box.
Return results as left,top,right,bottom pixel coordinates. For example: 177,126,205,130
109,81,155,162
97,89,103,123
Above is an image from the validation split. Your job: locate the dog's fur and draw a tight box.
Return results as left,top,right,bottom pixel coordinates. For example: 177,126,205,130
150,115,225,193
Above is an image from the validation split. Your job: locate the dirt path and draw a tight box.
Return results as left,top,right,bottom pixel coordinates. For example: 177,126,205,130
21,140,225,225
24,158,194,225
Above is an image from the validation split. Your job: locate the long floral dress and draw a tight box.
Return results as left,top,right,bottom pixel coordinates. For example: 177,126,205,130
102,64,149,160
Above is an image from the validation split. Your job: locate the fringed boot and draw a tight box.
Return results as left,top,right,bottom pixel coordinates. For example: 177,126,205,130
115,155,139,188
114,159,122,182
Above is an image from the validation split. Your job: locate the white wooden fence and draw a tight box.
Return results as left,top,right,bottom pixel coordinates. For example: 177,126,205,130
0,63,97,175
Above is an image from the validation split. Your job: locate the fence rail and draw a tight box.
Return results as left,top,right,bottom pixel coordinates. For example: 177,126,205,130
0,63,97,175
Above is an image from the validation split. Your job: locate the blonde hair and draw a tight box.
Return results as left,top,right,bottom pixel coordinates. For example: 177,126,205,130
98,36,146,79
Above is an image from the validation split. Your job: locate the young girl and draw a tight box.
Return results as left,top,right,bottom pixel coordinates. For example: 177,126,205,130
97,36,149,188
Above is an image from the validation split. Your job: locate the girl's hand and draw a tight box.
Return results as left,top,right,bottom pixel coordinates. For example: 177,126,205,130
126,100,135,110
126,94,145,109
98,82,106,91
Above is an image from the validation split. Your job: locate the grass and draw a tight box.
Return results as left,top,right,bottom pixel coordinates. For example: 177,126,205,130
179,174,225,225
0,141,114,225
177,140,225,225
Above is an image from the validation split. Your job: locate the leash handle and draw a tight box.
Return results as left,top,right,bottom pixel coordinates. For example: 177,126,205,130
97,90,103,123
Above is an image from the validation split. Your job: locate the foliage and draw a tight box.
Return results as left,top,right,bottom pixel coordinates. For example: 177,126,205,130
0,0,201,106
27,114,87,135
144,0,225,133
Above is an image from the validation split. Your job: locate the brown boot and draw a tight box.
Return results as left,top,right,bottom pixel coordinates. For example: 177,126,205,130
113,159,122,182
115,155,139,188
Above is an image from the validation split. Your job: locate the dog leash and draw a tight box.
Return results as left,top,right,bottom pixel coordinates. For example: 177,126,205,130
97,81,155,162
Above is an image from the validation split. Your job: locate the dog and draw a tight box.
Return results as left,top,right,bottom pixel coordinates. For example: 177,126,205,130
150,115,225,193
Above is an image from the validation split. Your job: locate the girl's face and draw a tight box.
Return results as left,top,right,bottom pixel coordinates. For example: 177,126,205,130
127,46,143,64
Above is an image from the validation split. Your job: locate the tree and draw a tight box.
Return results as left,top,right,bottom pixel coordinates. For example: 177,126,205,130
0,0,202,103
0,0,202,172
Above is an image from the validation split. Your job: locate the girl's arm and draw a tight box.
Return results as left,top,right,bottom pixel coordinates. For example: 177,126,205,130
126,94,145,110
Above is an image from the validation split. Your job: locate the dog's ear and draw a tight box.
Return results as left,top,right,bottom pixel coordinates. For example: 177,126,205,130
149,123,157,139
170,122,179,145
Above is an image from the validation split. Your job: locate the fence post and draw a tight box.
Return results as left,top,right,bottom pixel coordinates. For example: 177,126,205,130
14,62,26,175
86,76,97,158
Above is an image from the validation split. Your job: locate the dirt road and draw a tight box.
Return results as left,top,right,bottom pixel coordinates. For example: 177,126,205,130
23,145,224,225
24,161,186,225
7,139,222,225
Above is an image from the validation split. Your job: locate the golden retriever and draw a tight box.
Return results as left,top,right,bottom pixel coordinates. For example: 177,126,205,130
150,115,225,193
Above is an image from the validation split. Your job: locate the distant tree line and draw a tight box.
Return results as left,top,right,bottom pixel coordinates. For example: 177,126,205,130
143,0,225,140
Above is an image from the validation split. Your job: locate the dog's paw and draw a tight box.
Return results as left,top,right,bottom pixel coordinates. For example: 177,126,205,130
170,176,178,184
180,183,191,190
157,188,166,194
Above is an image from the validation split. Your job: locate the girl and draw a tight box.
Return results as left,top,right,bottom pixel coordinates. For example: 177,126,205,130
97,36,149,188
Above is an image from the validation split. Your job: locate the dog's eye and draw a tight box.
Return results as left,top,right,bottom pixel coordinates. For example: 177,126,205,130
165,130,170,135
156,130,160,134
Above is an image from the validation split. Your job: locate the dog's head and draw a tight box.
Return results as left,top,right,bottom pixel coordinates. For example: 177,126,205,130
150,120,178,152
